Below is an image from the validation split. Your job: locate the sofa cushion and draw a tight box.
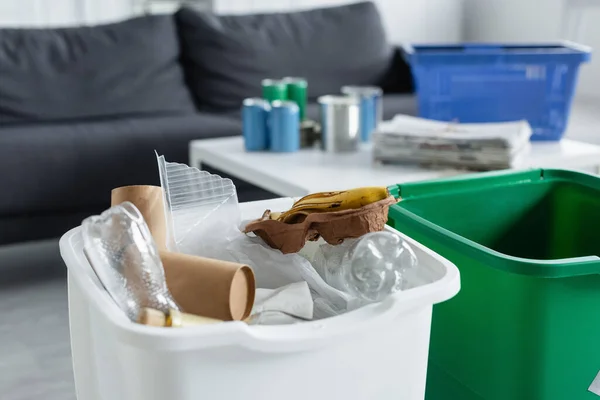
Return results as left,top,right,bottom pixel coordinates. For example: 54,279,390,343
0,114,241,217
0,15,196,124
176,1,394,111
1,211,94,246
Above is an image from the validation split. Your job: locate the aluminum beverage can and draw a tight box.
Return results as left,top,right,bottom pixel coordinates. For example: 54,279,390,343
269,100,300,152
283,77,308,121
341,85,383,142
318,95,360,153
261,79,288,102
242,98,271,151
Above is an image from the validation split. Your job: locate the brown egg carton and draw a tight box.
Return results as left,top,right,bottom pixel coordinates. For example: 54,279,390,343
243,196,398,254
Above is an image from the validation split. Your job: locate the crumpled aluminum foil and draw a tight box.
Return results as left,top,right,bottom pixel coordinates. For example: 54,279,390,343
82,202,180,321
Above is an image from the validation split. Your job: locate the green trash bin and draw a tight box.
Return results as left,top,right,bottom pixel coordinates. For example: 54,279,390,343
387,169,600,400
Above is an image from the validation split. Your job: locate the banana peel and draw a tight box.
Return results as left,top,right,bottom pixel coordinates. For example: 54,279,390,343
244,196,398,254
276,186,390,224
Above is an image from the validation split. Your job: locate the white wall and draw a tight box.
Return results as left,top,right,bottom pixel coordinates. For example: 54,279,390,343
215,0,464,43
0,0,74,26
0,0,464,43
463,0,600,97
0,0,204,26
0,0,134,26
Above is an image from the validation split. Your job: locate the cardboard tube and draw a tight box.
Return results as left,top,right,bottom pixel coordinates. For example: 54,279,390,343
160,251,255,321
111,185,167,249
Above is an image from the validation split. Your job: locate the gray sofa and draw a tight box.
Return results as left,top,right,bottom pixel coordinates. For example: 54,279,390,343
0,1,415,245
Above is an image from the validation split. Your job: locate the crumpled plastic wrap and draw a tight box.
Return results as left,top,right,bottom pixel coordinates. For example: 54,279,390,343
309,239,358,280
248,282,314,325
225,235,366,319
156,152,240,257
82,202,180,321
155,156,366,319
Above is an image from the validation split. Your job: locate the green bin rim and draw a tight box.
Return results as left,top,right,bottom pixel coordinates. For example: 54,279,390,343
387,168,600,278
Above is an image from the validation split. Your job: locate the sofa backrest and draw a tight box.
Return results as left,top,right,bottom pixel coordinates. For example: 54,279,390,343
0,14,196,124
176,1,395,112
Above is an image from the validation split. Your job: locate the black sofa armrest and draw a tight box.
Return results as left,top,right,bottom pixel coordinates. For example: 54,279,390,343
380,46,415,95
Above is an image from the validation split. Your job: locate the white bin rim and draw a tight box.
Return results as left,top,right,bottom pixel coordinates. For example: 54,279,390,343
60,198,460,354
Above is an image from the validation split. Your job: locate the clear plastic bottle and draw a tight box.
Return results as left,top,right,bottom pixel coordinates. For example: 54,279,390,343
318,231,418,302
82,202,180,321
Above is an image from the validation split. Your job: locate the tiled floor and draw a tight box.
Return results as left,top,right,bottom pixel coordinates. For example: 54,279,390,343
0,96,599,400
0,240,75,400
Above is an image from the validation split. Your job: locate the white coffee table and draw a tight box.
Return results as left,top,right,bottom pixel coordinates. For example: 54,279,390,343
189,137,600,197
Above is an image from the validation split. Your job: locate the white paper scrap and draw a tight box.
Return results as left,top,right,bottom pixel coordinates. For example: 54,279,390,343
589,370,600,396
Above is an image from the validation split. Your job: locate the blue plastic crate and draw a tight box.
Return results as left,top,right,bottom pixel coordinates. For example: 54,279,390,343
404,42,591,141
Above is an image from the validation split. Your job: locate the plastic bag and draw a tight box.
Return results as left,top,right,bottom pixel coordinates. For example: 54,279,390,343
155,156,365,318
156,153,240,257
249,282,314,325
224,233,366,319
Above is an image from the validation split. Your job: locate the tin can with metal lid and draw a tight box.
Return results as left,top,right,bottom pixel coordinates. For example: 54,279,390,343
341,85,383,143
318,95,360,153
242,98,271,151
262,79,288,102
283,77,308,121
269,100,300,152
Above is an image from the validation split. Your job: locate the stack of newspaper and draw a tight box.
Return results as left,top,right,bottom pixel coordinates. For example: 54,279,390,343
372,115,533,171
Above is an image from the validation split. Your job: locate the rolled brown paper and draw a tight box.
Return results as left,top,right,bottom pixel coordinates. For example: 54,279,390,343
160,251,256,321
111,185,167,249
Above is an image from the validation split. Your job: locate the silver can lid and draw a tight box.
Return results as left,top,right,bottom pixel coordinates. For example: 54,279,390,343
341,85,383,96
317,95,360,106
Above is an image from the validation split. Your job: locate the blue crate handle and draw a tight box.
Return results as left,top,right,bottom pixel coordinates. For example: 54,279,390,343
403,42,591,58
403,43,504,54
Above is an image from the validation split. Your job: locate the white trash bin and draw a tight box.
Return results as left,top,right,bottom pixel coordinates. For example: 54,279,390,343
60,198,460,400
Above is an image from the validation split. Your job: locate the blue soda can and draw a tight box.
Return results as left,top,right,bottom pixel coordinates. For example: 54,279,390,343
341,86,383,142
242,98,271,151
269,100,300,152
